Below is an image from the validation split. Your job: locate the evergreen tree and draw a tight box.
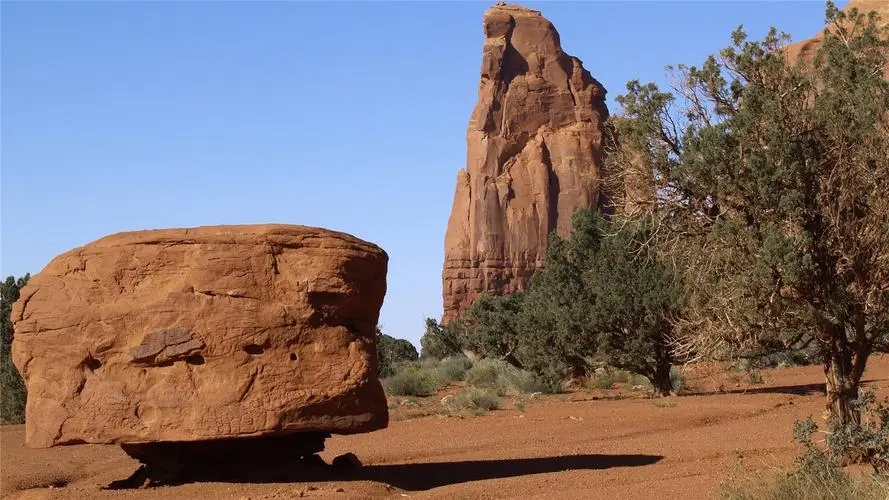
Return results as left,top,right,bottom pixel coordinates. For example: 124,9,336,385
612,2,889,422
1,274,30,424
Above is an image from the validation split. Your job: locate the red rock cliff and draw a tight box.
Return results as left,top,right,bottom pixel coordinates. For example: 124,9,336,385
442,4,609,323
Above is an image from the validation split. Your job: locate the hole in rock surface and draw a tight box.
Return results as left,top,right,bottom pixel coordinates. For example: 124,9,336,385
290,353,298,361
244,344,264,355
84,356,102,371
185,353,205,365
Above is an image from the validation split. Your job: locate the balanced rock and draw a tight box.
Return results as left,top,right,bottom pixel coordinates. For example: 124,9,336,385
442,4,609,323
11,224,389,448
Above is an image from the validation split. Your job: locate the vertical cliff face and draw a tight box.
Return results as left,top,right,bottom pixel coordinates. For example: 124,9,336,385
441,4,609,323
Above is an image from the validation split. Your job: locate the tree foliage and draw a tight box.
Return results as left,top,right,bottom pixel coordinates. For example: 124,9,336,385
518,210,682,394
453,293,526,368
2,274,30,424
419,317,462,359
610,1,889,422
436,210,682,395
376,327,419,378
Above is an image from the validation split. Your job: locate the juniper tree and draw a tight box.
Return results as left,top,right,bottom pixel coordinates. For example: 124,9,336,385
456,292,527,368
611,2,889,423
1,274,30,424
517,210,682,395
376,327,419,378
419,317,462,359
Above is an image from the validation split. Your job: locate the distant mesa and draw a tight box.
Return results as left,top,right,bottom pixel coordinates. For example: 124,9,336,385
441,3,610,323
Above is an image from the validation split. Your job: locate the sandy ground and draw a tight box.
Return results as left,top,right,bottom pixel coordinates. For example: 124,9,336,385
4,356,889,500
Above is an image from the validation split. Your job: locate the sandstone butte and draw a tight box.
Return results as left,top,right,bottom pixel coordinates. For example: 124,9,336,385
441,4,610,324
785,0,889,76
11,224,389,450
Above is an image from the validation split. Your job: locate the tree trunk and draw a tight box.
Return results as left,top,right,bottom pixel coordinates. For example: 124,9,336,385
822,319,870,427
650,359,674,397
825,355,860,426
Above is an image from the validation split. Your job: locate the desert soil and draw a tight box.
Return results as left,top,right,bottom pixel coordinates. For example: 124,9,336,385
4,356,889,500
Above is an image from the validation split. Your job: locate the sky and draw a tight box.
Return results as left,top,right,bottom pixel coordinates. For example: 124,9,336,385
1,1,849,348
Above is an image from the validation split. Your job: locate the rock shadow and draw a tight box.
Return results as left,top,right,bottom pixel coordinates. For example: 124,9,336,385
354,454,664,491
110,453,662,490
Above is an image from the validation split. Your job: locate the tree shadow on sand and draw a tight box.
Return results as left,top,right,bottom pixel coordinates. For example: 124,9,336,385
353,454,664,491
693,378,884,398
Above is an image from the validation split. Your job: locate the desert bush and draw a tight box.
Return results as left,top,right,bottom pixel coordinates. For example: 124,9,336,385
465,358,553,396
747,369,764,385
466,359,509,394
720,463,889,500
382,365,441,397
795,389,889,472
436,355,473,384
502,365,554,394
669,368,684,394
593,371,615,390
628,372,653,389
721,444,889,500
724,389,889,499
444,387,501,415
612,369,630,384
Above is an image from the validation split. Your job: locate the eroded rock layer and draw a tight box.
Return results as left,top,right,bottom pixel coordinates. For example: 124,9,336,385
12,224,389,448
442,4,609,323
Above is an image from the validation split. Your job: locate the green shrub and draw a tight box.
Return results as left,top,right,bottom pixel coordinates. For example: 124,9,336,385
382,366,441,397
723,389,889,499
444,387,501,415
669,368,684,394
720,456,889,500
465,359,553,396
466,359,509,394
747,369,764,385
720,470,889,499
436,355,473,384
612,369,631,384
502,366,553,394
795,389,889,473
593,371,615,390
628,372,653,389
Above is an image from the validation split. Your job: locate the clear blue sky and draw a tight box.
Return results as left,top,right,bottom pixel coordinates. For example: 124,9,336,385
1,1,846,348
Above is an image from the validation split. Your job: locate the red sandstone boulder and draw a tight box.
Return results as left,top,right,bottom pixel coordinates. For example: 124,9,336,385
11,224,388,448
442,4,609,323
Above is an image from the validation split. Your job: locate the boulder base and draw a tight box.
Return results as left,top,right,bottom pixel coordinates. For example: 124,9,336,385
11,224,389,448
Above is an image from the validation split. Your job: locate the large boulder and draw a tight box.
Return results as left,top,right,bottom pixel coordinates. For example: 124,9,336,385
11,224,389,449
441,3,609,323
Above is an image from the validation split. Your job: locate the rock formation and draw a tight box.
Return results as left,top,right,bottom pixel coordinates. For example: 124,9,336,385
442,4,610,323
11,224,389,452
785,0,889,76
